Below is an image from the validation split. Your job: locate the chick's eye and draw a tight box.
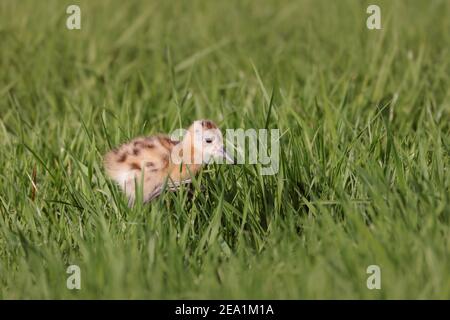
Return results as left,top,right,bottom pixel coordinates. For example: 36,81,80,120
205,137,213,143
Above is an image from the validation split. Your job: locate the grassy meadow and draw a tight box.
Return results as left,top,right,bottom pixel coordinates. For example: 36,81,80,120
0,0,449,299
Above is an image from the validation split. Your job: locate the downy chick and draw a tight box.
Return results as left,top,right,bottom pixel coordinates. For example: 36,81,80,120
103,120,232,205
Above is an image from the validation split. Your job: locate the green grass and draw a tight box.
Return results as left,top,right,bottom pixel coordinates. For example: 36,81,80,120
0,0,449,299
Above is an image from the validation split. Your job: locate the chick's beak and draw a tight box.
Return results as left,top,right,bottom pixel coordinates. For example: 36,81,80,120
216,147,234,164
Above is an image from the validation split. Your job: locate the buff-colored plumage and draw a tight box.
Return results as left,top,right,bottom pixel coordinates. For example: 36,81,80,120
104,120,230,205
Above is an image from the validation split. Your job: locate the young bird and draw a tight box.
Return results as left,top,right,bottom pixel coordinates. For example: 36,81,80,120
103,120,233,205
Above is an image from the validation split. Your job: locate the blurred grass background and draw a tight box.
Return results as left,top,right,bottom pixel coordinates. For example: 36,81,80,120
0,0,449,298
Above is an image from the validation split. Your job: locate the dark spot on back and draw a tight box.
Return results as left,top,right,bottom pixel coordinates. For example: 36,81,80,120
118,153,127,162
133,148,140,156
145,161,155,168
130,163,141,170
142,137,156,148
